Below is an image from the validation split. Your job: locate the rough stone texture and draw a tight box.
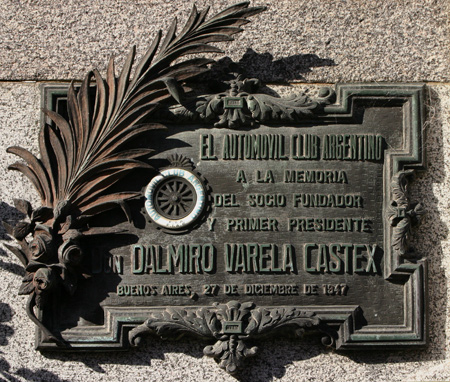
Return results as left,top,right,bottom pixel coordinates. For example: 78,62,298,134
1,0,450,381
0,0,449,83
1,82,450,382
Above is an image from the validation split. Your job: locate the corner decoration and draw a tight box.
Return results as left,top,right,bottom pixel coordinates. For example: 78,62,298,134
4,2,426,375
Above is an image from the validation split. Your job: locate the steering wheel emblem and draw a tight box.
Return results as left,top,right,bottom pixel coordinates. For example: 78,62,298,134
145,168,206,230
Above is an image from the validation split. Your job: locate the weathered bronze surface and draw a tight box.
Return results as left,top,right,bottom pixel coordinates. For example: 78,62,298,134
4,2,426,374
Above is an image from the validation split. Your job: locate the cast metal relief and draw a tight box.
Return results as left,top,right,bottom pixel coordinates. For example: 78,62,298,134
129,302,321,374
163,75,336,128
144,154,208,232
4,2,266,345
388,170,424,259
3,1,426,375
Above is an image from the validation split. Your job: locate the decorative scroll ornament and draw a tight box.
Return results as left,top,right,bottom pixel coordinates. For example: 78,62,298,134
388,169,425,258
166,75,335,128
3,2,266,343
129,301,321,374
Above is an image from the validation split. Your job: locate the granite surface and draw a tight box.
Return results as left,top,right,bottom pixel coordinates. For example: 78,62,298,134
0,0,449,83
1,0,450,381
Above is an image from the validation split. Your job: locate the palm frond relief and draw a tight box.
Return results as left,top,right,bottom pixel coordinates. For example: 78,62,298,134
3,2,266,343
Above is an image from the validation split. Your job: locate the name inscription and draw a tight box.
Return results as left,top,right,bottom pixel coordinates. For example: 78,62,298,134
129,243,379,275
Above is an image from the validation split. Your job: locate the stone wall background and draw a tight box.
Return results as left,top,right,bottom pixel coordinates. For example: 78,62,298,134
0,1,449,381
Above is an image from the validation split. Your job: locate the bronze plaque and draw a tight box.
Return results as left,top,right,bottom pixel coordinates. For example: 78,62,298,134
4,3,426,374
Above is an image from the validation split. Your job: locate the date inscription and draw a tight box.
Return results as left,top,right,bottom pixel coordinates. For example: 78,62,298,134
117,283,349,297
